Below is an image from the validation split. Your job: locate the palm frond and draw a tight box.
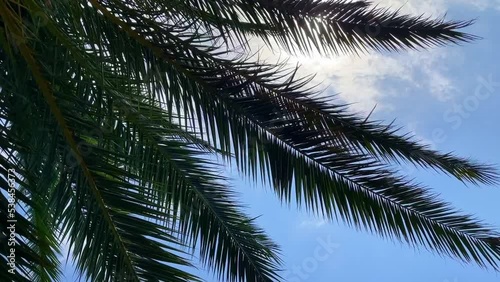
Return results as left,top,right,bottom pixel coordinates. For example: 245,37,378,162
85,15,500,269
163,0,478,55
1,0,499,281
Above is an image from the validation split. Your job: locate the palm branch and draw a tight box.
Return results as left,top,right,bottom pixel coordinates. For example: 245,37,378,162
0,0,499,281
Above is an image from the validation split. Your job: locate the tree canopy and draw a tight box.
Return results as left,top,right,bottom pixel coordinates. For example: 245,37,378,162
0,0,499,281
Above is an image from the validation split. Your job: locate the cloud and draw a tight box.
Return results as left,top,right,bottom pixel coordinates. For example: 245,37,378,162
374,0,447,14
253,45,462,113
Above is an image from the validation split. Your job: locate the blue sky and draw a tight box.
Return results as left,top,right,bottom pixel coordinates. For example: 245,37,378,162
62,1,500,281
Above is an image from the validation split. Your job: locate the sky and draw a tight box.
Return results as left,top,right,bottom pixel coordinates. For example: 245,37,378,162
62,0,500,281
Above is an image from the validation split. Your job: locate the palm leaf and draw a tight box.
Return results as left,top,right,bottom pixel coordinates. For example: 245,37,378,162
1,0,499,281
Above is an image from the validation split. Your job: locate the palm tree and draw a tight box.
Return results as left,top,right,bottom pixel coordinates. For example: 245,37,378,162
1,0,499,281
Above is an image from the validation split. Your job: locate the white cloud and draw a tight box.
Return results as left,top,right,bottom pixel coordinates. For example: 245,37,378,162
373,0,446,14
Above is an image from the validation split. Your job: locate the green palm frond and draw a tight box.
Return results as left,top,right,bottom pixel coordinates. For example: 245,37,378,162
1,0,499,281
0,109,62,281
166,0,478,55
